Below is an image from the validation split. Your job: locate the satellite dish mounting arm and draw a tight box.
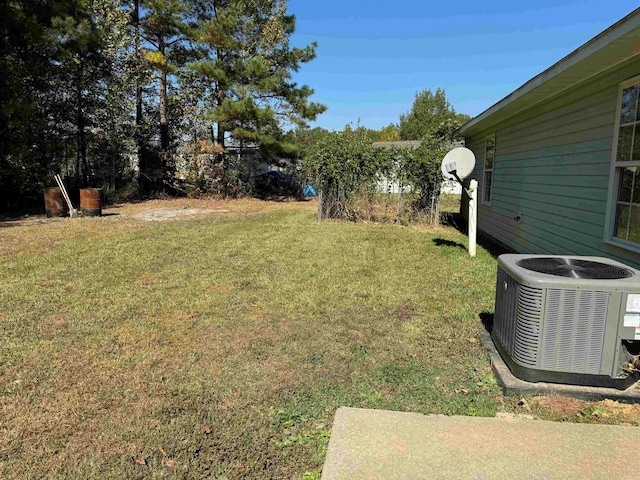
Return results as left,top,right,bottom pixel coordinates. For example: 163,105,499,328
447,167,473,197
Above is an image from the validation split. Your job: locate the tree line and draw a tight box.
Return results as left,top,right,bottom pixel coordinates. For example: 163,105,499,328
0,0,324,211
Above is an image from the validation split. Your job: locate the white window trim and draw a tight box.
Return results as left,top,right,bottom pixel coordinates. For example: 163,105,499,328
482,134,495,206
604,74,640,254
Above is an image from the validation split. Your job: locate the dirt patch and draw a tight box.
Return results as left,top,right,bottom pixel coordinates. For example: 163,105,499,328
532,396,586,417
592,398,640,423
532,396,640,424
131,207,229,221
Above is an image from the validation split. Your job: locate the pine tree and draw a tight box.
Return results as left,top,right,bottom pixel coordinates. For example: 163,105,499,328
139,0,196,184
192,0,325,157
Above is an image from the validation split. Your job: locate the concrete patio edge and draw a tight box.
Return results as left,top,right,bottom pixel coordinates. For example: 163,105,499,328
321,407,640,479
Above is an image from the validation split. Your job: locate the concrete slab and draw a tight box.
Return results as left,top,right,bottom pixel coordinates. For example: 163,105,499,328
480,331,640,402
321,407,640,480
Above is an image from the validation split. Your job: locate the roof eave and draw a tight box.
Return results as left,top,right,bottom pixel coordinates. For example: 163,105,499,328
456,8,640,137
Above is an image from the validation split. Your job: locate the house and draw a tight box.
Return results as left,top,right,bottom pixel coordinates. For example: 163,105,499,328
174,139,291,185
373,140,463,194
373,140,421,194
456,8,640,268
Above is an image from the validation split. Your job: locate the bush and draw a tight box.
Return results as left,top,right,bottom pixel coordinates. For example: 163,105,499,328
406,137,449,209
103,182,142,205
304,132,382,220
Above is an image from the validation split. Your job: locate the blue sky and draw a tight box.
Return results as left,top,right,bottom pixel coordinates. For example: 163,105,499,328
289,1,636,132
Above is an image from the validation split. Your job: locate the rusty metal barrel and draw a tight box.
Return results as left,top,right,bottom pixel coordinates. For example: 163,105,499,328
80,188,103,217
44,187,68,218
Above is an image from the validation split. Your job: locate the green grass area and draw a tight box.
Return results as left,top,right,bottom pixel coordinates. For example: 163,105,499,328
0,200,637,478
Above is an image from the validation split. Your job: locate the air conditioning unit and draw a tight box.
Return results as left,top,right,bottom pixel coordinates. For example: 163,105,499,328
493,254,640,389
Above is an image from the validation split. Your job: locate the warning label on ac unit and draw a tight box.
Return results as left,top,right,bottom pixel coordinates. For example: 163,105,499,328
626,294,640,312
625,313,640,327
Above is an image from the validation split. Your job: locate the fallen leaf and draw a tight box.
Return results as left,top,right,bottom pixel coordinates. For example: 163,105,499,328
132,457,146,465
250,304,259,307
202,424,212,434
159,447,176,468
467,337,477,343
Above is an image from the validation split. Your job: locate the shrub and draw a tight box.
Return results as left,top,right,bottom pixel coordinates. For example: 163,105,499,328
304,132,383,220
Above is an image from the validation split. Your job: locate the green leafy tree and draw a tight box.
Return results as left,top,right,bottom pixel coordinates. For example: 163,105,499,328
398,88,470,209
0,0,60,209
60,4,103,187
91,0,137,189
377,123,401,142
43,0,142,192
399,88,465,141
342,120,383,142
407,137,450,208
192,0,325,157
0,0,113,204
283,126,329,160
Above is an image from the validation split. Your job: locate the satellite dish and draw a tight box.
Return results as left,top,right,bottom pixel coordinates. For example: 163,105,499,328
441,147,476,181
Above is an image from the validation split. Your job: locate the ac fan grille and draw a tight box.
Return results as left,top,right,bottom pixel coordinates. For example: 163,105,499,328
516,257,632,280
540,289,607,375
494,267,518,354
512,285,543,367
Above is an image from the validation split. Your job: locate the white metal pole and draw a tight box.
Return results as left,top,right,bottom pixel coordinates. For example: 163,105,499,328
468,179,478,257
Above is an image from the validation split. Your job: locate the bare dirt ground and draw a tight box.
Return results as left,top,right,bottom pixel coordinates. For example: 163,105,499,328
0,197,309,225
130,207,230,221
0,197,315,258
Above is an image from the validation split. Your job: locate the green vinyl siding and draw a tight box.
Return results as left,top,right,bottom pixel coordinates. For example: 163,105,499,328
496,96,614,148
496,154,612,174
494,190,606,221
495,139,615,164
462,57,640,269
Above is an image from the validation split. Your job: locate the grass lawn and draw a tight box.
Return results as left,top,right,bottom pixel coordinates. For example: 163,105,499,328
1,199,639,478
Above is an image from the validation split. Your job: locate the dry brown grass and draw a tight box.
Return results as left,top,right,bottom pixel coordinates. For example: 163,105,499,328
530,396,640,425
111,196,312,218
0,216,144,258
531,396,586,417
2,198,635,479
1,297,307,476
0,197,315,258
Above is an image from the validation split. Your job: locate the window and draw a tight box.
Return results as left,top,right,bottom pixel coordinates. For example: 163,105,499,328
610,78,640,245
483,134,495,205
